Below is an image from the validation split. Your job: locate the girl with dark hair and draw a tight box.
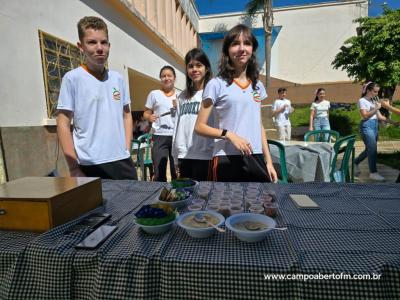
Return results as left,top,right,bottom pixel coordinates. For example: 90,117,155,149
309,88,331,131
354,81,387,181
172,48,214,181
144,65,177,181
195,24,277,182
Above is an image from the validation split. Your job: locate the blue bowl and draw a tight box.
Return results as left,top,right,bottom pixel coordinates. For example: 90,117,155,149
225,213,276,242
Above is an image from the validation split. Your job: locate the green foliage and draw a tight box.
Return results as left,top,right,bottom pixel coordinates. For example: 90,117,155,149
290,104,400,141
332,8,400,98
377,152,400,170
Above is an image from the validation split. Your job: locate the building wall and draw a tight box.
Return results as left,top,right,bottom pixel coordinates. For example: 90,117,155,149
0,0,192,127
0,0,197,180
199,0,368,84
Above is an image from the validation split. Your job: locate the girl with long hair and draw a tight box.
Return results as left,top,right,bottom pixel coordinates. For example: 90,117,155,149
354,81,387,181
172,48,214,181
144,66,177,181
309,88,331,132
195,24,277,182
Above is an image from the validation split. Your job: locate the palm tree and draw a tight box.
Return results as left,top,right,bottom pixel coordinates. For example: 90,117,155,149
246,0,273,89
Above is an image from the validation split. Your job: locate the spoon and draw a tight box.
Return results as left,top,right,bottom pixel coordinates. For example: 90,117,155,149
193,213,225,233
243,222,287,231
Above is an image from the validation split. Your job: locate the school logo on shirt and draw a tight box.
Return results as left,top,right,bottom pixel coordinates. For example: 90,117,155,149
112,88,121,101
252,90,262,102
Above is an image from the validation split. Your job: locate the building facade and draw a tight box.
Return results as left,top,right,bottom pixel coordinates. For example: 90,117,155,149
0,0,199,181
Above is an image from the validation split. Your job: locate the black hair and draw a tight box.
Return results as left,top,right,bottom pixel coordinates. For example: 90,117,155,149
159,65,176,78
278,87,287,94
314,88,326,102
184,48,213,98
218,24,259,90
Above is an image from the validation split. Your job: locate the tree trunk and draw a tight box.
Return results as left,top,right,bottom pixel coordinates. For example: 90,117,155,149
263,0,273,89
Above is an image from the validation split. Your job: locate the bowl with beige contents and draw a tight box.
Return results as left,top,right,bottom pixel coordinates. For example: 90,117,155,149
177,211,225,238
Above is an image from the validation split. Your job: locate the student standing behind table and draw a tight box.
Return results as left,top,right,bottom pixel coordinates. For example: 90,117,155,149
195,24,277,183
57,16,137,180
144,66,178,182
272,87,294,141
381,99,400,183
354,82,388,181
309,88,331,131
172,48,214,181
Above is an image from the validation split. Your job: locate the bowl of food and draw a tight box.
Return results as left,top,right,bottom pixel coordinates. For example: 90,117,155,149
158,187,192,208
177,211,225,238
225,213,276,242
134,204,177,235
170,178,198,192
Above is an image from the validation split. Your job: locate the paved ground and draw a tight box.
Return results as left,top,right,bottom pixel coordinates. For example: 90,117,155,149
354,141,399,183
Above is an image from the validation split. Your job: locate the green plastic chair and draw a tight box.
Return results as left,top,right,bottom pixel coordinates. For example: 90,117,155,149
131,133,153,181
304,130,340,143
267,139,289,183
330,134,356,183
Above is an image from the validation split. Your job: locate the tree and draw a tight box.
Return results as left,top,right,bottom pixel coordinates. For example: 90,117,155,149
332,7,400,101
246,0,273,89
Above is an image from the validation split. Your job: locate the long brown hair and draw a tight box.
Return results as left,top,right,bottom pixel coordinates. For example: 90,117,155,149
218,24,259,90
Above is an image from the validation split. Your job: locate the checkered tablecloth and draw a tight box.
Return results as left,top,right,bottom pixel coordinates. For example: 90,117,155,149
1,181,400,299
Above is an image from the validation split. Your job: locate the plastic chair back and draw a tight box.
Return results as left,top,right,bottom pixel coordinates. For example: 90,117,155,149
267,139,289,183
304,130,340,143
131,133,153,180
330,134,356,183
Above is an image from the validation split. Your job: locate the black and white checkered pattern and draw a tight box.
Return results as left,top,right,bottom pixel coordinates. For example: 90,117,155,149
1,181,400,299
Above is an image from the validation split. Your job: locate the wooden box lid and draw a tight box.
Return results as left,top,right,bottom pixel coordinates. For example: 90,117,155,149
0,177,103,232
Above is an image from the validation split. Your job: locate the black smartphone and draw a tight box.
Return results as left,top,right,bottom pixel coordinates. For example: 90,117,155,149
64,213,111,234
75,225,118,250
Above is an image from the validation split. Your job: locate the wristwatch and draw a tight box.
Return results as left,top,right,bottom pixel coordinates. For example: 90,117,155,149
221,129,228,139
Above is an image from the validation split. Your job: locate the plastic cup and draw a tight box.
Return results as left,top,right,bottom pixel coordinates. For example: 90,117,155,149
218,204,231,217
264,202,279,218
249,204,264,214
191,198,205,206
229,205,243,215
207,204,219,211
188,204,202,212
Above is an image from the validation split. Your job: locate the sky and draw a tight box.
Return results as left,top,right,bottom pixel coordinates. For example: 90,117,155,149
194,0,400,16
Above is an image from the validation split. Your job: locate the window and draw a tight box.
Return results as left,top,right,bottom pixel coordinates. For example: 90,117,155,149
39,30,84,118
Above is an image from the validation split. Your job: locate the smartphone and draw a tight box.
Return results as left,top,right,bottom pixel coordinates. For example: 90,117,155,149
289,194,320,209
75,225,118,250
64,213,111,234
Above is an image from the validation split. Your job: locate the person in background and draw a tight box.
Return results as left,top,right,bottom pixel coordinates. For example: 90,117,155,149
380,99,400,183
172,48,214,181
144,66,177,182
135,115,150,138
195,24,277,183
57,16,137,180
272,87,294,141
354,81,387,181
309,88,331,131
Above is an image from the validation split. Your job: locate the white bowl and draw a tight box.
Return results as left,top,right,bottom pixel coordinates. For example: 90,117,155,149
177,211,225,238
158,195,191,208
135,214,177,235
225,213,276,242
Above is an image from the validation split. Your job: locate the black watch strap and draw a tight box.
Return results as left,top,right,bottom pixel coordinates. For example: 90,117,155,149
221,129,228,138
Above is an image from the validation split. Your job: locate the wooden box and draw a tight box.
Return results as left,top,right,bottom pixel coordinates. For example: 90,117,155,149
0,177,102,232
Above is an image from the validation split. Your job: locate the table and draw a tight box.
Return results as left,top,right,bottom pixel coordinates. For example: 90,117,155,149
1,180,400,299
269,141,333,182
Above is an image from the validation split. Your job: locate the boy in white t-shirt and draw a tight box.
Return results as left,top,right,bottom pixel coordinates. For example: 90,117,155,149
272,88,294,141
56,16,137,180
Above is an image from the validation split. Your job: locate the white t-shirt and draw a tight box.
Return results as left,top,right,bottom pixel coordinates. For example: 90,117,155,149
203,77,267,156
57,66,131,165
358,97,378,120
145,90,176,136
311,100,330,118
272,98,292,126
172,90,214,160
